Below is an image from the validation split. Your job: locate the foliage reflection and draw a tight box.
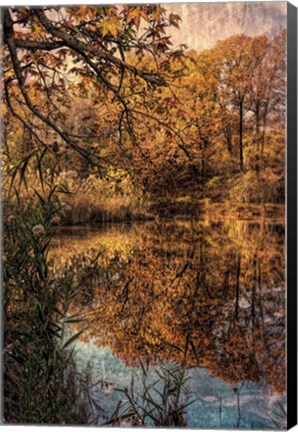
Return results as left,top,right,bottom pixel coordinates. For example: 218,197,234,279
50,219,285,393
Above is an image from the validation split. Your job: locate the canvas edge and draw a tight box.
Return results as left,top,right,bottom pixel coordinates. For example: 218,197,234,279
287,1,298,430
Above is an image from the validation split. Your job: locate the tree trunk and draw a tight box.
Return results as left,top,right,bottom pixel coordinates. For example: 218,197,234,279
224,125,233,156
235,254,241,321
239,100,244,171
255,104,260,173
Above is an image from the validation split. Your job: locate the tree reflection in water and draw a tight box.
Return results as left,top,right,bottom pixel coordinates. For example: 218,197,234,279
50,219,285,395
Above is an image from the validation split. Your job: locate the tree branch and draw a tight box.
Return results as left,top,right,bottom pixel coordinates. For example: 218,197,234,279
4,9,104,171
34,8,168,87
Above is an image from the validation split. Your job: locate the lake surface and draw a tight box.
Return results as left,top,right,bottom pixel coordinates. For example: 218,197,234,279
50,218,286,428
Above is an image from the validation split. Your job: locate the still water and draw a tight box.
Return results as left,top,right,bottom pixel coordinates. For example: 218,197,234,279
50,219,286,429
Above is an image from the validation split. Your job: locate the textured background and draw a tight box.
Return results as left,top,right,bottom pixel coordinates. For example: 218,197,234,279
163,2,287,51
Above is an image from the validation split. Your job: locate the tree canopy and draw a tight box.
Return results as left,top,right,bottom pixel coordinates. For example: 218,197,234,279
3,6,184,168
2,6,286,208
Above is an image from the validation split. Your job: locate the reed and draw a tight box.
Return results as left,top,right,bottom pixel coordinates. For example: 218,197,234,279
3,206,99,424
108,358,197,426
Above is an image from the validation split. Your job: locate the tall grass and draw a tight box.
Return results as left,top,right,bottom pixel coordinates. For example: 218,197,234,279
3,199,99,424
108,358,196,426
3,164,154,225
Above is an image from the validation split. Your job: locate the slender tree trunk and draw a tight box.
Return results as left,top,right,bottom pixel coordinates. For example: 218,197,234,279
260,101,269,171
255,104,260,173
224,125,233,156
251,255,257,330
199,234,212,299
199,141,206,181
235,254,241,320
239,100,244,171
198,125,207,182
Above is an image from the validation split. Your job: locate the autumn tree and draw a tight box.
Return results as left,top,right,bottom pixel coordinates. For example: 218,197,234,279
2,6,184,172
2,6,286,207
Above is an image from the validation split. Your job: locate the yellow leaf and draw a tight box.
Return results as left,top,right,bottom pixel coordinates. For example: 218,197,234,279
4,70,14,79
100,16,123,38
126,7,149,29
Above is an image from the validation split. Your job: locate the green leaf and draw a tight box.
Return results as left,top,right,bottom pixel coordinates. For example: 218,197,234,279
64,317,88,323
62,329,85,348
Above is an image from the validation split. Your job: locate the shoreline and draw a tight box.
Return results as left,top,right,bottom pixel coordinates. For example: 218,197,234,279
53,202,285,229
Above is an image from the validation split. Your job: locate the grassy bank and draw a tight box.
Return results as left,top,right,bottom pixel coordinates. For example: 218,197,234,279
3,167,284,227
60,197,284,225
